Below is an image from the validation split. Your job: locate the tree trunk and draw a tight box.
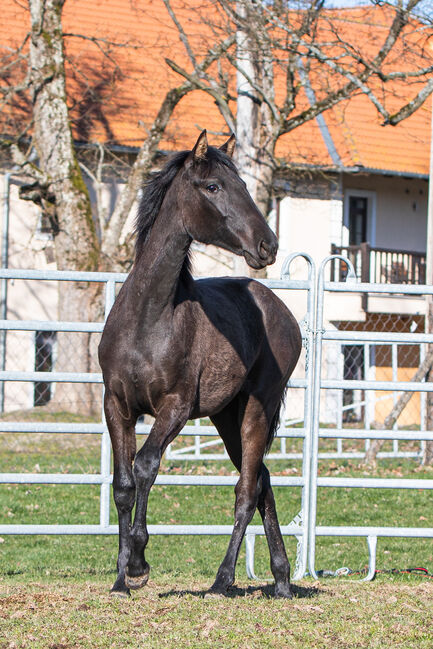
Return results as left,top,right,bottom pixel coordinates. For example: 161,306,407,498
53,283,102,416
235,1,277,278
29,0,100,415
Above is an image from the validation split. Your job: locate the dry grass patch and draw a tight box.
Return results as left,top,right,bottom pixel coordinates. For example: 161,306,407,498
1,578,432,649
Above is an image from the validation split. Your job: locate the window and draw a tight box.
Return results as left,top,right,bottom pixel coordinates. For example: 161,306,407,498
34,331,56,406
35,212,54,241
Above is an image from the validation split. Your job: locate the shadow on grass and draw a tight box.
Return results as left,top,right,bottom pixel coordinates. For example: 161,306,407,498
159,582,319,600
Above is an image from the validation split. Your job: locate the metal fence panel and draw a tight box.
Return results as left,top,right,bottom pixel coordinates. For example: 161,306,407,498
0,259,314,580
1,257,432,582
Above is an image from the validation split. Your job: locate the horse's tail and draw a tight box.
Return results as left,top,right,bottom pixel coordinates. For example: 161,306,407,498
265,385,287,455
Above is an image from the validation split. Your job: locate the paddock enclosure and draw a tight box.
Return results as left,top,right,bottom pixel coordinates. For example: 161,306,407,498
0,253,432,581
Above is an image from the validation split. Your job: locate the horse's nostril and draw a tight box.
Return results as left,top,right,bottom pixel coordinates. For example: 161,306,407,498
259,240,271,259
259,240,276,260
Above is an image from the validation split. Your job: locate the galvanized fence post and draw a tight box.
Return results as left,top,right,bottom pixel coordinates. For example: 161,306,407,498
99,279,116,530
308,257,433,581
308,254,357,580
282,253,316,581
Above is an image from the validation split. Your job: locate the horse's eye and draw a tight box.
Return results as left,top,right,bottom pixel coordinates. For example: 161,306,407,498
206,184,220,194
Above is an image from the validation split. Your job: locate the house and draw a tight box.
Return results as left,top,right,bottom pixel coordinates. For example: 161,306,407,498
0,1,431,424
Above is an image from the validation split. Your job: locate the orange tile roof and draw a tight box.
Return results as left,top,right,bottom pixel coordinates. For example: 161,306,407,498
1,1,431,176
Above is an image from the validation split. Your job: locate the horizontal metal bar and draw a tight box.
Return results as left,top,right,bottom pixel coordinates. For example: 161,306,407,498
324,281,433,295
0,473,305,487
319,428,433,441
8,374,428,391
165,451,423,461
0,523,305,536
0,268,307,292
0,422,306,439
4,473,430,489
0,473,105,485
316,452,421,460
321,379,433,392
0,422,109,433
1,523,430,539
323,331,433,344
0,268,128,282
8,321,433,341
0,319,104,333
257,278,313,290
0,372,305,388
0,371,103,383
286,378,307,388
316,526,433,538
317,477,432,489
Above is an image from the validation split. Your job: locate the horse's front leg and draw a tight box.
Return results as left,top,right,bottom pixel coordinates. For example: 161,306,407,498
125,398,189,590
104,392,137,596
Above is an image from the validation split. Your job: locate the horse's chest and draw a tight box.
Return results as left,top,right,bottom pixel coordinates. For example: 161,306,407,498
125,338,190,411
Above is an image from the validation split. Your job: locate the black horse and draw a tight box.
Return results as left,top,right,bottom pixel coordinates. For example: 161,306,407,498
99,131,301,598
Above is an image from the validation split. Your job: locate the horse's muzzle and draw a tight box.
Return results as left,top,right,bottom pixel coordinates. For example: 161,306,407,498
244,240,277,269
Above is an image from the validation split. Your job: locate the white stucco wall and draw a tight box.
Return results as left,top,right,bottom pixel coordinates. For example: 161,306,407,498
343,174,428,252
1,175,58,411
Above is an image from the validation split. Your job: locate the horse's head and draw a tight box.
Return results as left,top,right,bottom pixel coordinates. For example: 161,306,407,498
179,130,278,269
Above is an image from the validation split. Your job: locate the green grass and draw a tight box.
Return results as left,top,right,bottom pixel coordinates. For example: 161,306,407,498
0,429,432,648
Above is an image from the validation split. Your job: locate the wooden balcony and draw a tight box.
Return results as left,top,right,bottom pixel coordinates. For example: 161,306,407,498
331,243,426,285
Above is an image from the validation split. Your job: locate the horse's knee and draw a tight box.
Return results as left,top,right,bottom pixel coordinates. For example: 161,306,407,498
130,524,149,549
113,475,135,513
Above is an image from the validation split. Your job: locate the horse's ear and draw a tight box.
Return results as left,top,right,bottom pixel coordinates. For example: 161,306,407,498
219,134,236,158
191,129,208,162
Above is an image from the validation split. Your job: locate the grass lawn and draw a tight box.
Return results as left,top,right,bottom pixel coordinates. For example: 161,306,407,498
0,428,432,648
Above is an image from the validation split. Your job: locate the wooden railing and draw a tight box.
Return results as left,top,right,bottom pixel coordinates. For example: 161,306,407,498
331,243,426,285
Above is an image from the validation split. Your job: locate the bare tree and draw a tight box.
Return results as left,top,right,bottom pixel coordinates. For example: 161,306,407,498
164,0,433,232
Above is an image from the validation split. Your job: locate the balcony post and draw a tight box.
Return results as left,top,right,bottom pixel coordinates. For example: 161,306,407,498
360,242,370,310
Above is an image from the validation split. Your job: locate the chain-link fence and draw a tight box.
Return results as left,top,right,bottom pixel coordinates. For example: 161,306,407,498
319,312,426,460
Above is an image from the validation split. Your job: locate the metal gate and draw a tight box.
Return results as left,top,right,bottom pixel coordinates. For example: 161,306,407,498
0,255,432,581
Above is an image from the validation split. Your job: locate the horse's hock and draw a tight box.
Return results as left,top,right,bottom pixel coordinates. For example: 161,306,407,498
0,254,432,584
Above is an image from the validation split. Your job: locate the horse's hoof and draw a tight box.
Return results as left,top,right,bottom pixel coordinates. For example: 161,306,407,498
274,583,293,599
204,590,225,600
204,579,231,599
109,589,130,599
125,568,150,591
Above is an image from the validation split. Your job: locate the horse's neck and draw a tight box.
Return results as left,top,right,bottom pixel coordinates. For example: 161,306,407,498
128,207,192,325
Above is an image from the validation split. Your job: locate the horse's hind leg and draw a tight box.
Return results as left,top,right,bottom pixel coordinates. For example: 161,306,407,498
211,397,292,598
104,391,137,596
209,395,268,595
257,464,292,598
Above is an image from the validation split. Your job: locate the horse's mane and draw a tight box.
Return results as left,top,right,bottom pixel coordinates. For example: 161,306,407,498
134,146,237,251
